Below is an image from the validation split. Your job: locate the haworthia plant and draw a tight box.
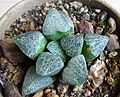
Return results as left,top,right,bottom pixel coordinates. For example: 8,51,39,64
47,41,66,62
60,34,84,57
82,34,109,62
22,66,55,96
11,6,111,96
42,8,74,40
36,52,64,76
13,32,47,60
62,55,88,85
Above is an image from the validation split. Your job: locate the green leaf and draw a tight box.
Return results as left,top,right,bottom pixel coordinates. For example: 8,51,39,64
82,34,109,62
60,34,84,57
36,52,64,76
62,55,88,85
47,41,66,62
13,32,47,60
22,66,55,96
42,8,74,40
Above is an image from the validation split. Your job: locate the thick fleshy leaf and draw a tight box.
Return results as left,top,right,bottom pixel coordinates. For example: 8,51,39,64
36,52,64,76
60,34,84,57
58,11,74,28
13,32,47,60
47,41,66,62
82,34,109,62
42,8,74,40
22,66,55,96
62,55,88,85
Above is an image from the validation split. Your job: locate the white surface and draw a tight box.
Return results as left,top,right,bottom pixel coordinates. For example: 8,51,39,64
106,0,120,12
0,0,21,18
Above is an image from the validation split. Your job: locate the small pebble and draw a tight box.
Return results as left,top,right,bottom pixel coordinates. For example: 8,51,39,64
88,85,95,93
30,22,35,30
14,28,19,33
73,85,83,92
33,90,43,97
8,73,13,79
82,13,90,21
45,89,51,94
107,76,115,86
57,83,69,94
1,39,26,63
106,33,120,51
51,89,56,94
6,63,15,73
4,81,22,97
90,12,97,19
89,59,107,88
45,2,50,8
25,23,30,31
83,89,91,97
11,70,24,85
108,51,118,58
80,7,85,12
49,2,56,7
47,93,59,97
60,94,64,97
108,17,116,33
98,11,108,22
0,58,9,66
84,6,89,13
5,31,13,37
99,52,106,61
20,17,27,22
95,27,103,34
95,9,101,13
84,8,88,13
70,1,82,10
57,0,62,5
64,3,69,9
79,19,94,34
58,5,64,10
73,16,77,22
48,84,54,89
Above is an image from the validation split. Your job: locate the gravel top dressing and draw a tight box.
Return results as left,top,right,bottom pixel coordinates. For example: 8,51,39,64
0,0,120,97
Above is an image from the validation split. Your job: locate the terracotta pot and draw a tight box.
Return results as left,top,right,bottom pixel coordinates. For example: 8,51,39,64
0,0,120,96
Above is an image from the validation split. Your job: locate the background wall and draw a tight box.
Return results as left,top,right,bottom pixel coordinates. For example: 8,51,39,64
0,0,21,18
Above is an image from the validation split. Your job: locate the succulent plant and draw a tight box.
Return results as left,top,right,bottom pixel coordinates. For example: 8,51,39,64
36,52,64,76
47,41,66,62
62,55,88,85
60,34,84,57
22,66,55,96
12,8,110,96
82,34,109,62
13,32,47,60
42,8,74,40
